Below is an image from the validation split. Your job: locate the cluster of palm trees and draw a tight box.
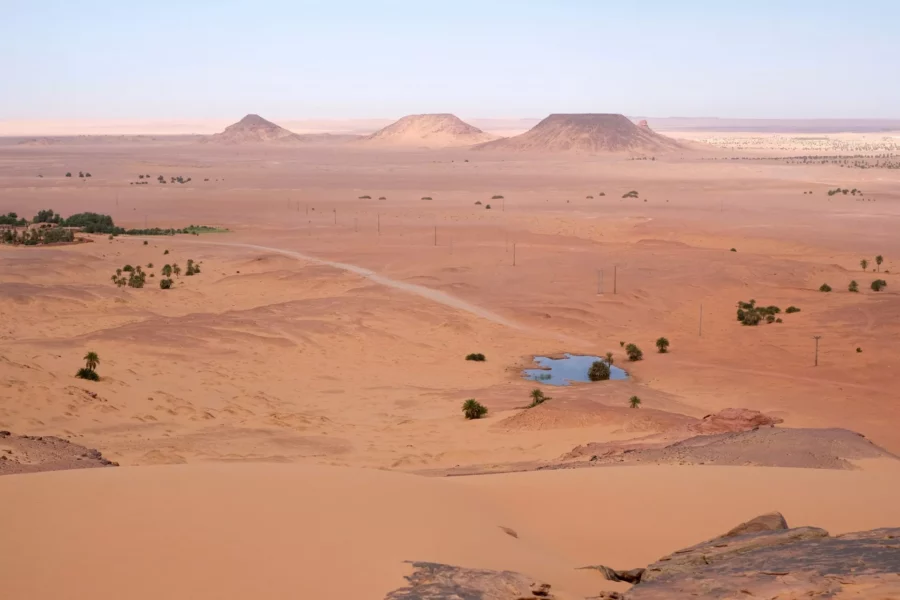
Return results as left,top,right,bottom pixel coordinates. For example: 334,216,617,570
860,256,885,272
76,351,100,381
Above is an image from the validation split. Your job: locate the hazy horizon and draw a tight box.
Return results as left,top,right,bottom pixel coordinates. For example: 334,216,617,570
4,0,899,121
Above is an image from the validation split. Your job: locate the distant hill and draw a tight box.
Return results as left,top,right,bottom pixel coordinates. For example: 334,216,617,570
359,114,496,148
474,114,683,154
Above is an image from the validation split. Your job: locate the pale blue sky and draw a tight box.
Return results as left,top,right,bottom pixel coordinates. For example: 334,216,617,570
3,0,897,119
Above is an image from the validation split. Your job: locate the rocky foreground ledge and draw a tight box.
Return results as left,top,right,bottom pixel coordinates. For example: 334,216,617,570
386,513,899,599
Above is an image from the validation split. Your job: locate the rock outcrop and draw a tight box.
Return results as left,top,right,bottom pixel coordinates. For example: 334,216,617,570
473,114,682,154
360,114,495,148
589,513,900,599
0,430,118,475
384,562,554,599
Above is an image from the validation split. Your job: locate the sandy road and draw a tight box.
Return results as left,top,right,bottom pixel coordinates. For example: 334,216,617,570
199,241,527,330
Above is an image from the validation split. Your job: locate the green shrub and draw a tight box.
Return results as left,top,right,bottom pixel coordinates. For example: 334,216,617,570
871,279,887,292
785,306,801,314
619,341,625,347
849,280,859,293
856,347,862,353
625,343,643,361
819,283,832,292
775,318,783,323
485,204,491,209
465,353,486,362
655,337,670,353
491,195,504,200
462,399,488,420
730,248,737,252
622,190,639,198
528,388,551,407
358,195,371,199
164,249,169,255
76,368,99,381
588,360,610,381
160,278,173,289
123,265,134,272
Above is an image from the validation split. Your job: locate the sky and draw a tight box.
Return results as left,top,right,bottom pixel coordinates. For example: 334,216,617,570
2,0,898,120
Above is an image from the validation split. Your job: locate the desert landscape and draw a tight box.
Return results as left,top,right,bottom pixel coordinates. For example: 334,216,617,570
2,107,899,597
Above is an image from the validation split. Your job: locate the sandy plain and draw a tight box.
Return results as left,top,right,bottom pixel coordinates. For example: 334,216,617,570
1,133,899,597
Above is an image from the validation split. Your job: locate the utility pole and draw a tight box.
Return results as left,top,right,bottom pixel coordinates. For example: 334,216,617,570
513,243,516,266
699,304,703,337
613,265,617,294
377,213,380,235
813,335,822,366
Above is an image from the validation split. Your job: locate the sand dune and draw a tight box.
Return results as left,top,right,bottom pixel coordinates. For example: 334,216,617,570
2,462,899,599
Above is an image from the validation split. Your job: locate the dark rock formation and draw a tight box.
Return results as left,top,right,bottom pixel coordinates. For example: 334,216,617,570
0,432,118,475
384,562,554,599
590,513,900,598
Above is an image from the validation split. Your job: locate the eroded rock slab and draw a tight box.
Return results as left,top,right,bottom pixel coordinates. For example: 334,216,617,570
591,513,900,599
385,562,554,599
0,431,118,475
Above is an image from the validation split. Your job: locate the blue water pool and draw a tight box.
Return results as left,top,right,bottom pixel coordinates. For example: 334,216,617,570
523,354,628,386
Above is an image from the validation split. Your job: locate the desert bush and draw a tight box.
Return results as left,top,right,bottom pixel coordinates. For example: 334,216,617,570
462,399,488,420
598,192,606,196
629,395,641,408
625,343,643,361
819,283,832,292
655,337,670,353
65,172,72,177
785,306,801,314
159,278,173,289
76,367,99,381
164,249,169,255
421,196,432,201
485,204,491,209
528,388,551,407
123,265,134,272
465,353,486,362
730,248,737,252
147,263,153,268
622,190,639,198
588,360,610,381
860,258,869,271
775,317,783,323
849,280,859,292
605,352,614,365
491,195,504,200
871,279,887,292
358,195,371,199
856,347,862,353
378,196,386,200
766,314,775,323
143,240,148,246
474,200,482,205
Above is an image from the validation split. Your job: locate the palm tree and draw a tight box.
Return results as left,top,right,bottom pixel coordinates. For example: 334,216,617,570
629,395,641,409
876,255,883,272
656,337,670,353
83,351,99,372
861,258,869,271
605,352,614,365
529,388,550,407
462,399,488,420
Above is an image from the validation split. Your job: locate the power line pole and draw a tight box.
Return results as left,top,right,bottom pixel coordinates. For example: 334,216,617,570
813,335,821,366
613,265,617,294
699,304,703,337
